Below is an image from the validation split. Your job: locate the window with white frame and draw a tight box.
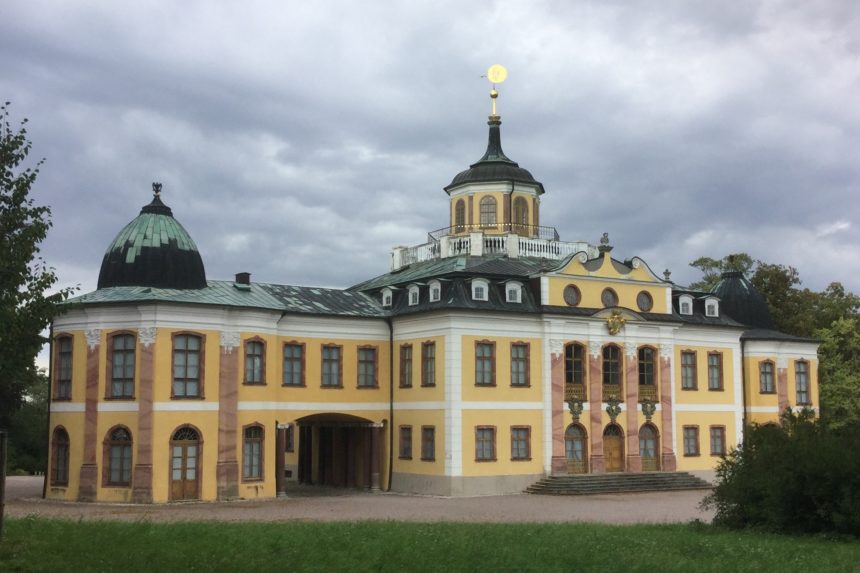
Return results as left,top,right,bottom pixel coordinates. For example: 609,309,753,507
705,298,719,317
472,279,489,301
505,282,522,303
408,285,419,306
382,288,392,307
679,295,693,315
429,280,441,302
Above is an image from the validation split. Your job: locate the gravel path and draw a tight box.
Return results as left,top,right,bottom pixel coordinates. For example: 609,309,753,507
5,476,713,524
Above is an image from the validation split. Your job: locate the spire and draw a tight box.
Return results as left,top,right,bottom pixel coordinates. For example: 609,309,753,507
477,64,514,164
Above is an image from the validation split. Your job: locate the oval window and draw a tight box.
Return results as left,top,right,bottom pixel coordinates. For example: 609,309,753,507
636,291,653,312
563,284,581,307
601,288,618,308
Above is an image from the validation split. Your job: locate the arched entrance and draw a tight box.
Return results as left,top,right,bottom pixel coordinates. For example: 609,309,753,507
603,424,624,472
639,424,660,471
297,413,384,490
565,424,588,474
170,426,201,501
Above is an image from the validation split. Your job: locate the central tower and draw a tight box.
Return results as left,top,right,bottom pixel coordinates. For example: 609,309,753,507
443,65,545,238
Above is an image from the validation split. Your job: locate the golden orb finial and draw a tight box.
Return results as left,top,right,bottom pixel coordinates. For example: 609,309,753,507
486,64,507,116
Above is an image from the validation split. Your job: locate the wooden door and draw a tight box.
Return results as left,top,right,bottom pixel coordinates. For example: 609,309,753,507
603,426,624,472
640,425,659,472
170,428,200,500
565,425,588,474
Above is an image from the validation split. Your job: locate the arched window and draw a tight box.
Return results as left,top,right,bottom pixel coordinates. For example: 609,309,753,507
243,425,264,480
454,199,466,232
638,347,655,385
512,197,528,232
603,345,621,386
759,361,775,393
479,196,497,227
105,427,132,486
565,424,588,474
54,335,73,399
244,339,265,385
51,427,70,486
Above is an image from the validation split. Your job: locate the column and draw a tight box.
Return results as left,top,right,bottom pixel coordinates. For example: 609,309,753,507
132,328,156,503
216,331,240,500
659,344,677,471
550,340,566,474
624,343,641,472
275,425,287,497
369,424,381,491
78,329,101,502
588,341,604,473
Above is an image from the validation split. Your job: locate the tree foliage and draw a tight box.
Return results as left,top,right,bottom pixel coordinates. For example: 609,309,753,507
1,103,74,430
704,410,860,536
687,253,754,291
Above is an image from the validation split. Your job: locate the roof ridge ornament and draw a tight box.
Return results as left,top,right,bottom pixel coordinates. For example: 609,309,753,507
153,181,162,197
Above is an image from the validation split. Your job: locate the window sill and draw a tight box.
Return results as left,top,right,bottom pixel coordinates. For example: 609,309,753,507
680,387,698,391
243,382,267,386
103,483,132,489
52,397,73,402
708,388,725,392
399,456,412,460
511,457,532,462
242,478,264,483
420,458,435,462
475,383,497,388
357,385,380,390
475,458,497,463
710,453,726,457
510,384,531,388
282,383,306,388
683,453,701,457
104,396,136,401
759,391,776,395
320,385,343,389
420,384,436,388
399,385,413,389
170,396,206,400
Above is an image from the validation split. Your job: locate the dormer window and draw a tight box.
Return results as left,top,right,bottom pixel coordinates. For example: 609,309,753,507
429,280,441,303
705,298,719,317
382,288,392,307
472,279,489,301
408,285,420,306
679,295,693,316
505,282,522,303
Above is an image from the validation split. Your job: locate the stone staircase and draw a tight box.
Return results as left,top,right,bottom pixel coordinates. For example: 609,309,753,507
526,472,712,495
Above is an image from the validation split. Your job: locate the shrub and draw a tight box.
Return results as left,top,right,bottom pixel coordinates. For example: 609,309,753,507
703,409,860,536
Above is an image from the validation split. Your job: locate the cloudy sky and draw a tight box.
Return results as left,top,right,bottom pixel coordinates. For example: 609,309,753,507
4,0,859,298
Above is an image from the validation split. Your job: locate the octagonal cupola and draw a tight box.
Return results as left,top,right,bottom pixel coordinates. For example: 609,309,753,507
97,183,207,290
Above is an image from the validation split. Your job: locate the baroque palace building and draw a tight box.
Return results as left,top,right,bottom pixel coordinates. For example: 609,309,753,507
46,93,819,503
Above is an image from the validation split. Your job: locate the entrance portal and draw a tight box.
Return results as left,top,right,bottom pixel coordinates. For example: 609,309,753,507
170,426,200,501
639,424,660,471
296,414,383,489
603,425,624,472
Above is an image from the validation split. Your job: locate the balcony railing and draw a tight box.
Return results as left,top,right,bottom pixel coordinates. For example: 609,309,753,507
602,384,623,402
429,223,560,242
638,384,658,403
565,383,587,402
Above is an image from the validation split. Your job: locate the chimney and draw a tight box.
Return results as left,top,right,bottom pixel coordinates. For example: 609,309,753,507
235,272,251,285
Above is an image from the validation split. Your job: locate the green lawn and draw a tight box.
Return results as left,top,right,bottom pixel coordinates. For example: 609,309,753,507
1,518,858,572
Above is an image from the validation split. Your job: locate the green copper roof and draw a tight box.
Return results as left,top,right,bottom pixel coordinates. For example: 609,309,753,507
108,212,199,264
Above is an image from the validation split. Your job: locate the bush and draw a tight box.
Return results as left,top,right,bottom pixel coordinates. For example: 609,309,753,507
704,409,860,536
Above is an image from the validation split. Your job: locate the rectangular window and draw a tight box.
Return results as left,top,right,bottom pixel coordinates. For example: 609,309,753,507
708,353,723,391
510,343,529,387
109,444,132,485
172,334,202,398
796,361,810,404
681,351,697,390
759,361,774,393
511,426,530,460
710,426,726,456
357,347,378,388
56,336,73,399
565,344,584,385
475,426,496,461
399,426,412,459
51,434,69,485
399,344,413,388
242,426,263,480
110,334,135,398
422,342,436,387
321,345,342,387
475,342,495,386
283,343,304,386
244,340,265,385
421,426,435,461
683,426,700,456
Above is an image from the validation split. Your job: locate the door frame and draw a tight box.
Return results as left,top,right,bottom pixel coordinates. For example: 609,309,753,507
169,424,203,501
603,423,625,473
639,423,660,472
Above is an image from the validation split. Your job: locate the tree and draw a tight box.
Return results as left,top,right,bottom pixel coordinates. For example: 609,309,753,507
687,253,754,292
0,103,74,431
816,317,860,430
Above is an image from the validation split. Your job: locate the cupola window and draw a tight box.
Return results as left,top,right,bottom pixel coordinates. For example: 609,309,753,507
479,196,497,228
454,200,466,232
512,197,528,232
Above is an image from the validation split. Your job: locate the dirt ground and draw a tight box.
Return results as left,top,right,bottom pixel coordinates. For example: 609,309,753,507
4,476,714,524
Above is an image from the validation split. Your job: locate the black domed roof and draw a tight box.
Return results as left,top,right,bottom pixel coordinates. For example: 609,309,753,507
444,116,544,194
97,188,207,290
712,271,773,329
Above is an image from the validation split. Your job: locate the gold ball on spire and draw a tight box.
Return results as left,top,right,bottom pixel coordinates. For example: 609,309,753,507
490,89,498,99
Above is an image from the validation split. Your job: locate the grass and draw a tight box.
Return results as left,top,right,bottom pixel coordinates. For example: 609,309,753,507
1,518,858,572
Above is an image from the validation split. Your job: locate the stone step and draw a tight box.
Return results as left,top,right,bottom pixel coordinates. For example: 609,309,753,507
525,471,712,495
